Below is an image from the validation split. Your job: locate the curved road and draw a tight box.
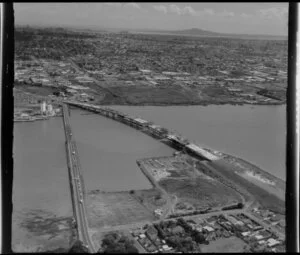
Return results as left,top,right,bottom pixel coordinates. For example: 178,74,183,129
63,104,96,253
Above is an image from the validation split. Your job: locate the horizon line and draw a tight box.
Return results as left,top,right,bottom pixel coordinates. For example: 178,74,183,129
15,23,288,38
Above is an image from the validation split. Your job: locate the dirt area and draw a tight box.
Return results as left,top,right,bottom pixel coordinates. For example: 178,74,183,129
139,155,211,182
237,172,285,200
208,159,285,214
12,209,73,252
221,153,285,191
138,155,242,213
131,188,168,213
159,176,243,212
86,190,156,230
200,236,249,253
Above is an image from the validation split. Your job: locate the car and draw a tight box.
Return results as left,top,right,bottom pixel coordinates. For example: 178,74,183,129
79,199,83,203
72,151,75,155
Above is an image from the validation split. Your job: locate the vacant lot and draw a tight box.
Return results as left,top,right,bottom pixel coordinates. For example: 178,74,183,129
131,188,168,212
200,236,248,253
86,191,156,229
208,159,285,214
159,176,243,212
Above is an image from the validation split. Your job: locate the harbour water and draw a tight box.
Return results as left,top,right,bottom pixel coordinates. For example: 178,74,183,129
12,104,286,249
110,104,286,181
68,109,174,192
13,117,72,251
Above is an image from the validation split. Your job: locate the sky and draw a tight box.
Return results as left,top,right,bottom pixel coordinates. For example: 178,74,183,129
14,3,288,36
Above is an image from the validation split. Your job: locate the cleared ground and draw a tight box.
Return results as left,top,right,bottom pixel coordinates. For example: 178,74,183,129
86,191,156,230
131,188,168,213
200,236,249,253
138,156,243,213
208,159,285,214
159,176,242,212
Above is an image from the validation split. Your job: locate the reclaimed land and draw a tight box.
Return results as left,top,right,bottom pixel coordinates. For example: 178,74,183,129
203,159,285,215
159,177,243,211
86,190,157,230
138,156,244,214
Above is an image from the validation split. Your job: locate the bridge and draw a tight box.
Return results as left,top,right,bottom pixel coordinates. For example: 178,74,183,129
63,101,217,161
62,103,96,253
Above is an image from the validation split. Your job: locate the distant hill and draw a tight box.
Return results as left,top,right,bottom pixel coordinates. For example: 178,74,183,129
131,28,287,41
160,28,221,36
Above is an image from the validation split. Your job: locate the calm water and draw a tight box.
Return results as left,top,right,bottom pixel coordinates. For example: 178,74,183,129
110,105,286,180
13,117,72,249
13,118,71,214
69,109,174,191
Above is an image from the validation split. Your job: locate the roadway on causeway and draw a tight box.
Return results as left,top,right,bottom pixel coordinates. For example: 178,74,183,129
62,103,96,253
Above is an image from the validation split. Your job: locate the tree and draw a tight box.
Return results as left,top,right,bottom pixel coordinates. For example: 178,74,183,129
69,240,89,253
101,232,139,253
237,202,244,209
193,232,206,244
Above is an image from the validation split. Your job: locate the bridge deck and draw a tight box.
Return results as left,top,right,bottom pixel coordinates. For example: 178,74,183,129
62,104,96,253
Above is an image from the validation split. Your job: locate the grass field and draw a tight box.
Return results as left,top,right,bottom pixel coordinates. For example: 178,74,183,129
200,236,248,253
131,188,168,212
107,85,201,105
86,191,156,229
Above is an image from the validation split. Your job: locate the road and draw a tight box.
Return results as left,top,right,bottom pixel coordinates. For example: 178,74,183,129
62,104,96,253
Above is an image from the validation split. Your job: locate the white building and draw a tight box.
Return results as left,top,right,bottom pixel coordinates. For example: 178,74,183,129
267,238,281,247
46,104,55,116
40,101,47,114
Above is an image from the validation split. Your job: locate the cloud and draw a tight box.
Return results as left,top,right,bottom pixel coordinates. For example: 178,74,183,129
124,3,141,9
169,4,182,15
219,10,235,17
153,5,168,14
153,4,196,16
182,6,196,16
240,13,252,19
203,8,214,15
151,4,238,19
103,3,123,8
258,7,288,20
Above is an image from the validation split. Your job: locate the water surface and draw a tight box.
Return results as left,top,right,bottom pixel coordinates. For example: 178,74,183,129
69,109,174,192
13,117,72,250
110,105,286,180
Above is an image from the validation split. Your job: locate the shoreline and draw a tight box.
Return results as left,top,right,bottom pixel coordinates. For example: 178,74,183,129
202,148,285,189
97,101,285,107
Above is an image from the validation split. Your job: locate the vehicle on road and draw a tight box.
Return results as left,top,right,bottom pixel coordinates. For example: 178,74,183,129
72,151,75,155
